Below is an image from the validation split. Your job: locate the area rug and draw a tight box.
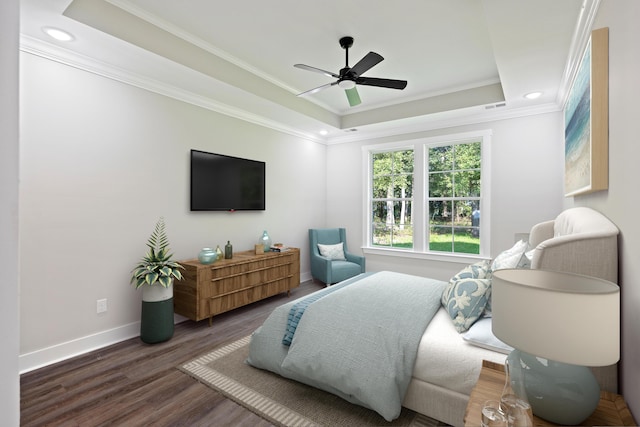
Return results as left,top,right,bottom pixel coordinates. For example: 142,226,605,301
179,336,444,427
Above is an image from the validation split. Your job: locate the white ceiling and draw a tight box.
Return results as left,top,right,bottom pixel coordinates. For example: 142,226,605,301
19,0,595,143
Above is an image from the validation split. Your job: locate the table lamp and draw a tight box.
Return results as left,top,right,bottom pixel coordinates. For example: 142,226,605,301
491,269,620,425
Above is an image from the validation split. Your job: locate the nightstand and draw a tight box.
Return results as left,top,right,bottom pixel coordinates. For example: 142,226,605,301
464,360,636,426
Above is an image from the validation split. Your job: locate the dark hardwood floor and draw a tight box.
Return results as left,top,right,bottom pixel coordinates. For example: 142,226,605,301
20,280,322,427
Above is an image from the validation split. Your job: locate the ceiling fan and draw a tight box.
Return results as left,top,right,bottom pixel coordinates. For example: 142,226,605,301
294,36,408,107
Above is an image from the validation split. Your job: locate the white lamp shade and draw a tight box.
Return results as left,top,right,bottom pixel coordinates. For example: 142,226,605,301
492,269,619,366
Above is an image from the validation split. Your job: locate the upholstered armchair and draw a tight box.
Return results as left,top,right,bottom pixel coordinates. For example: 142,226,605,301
308,228,365,285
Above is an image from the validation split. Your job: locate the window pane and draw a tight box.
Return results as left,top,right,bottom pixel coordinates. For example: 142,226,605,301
393,150,414,173
429,172,452,198
453,200,473,226
393,175,413,198
454,142,481,169
372,175,392,198
372,200,413,248
429,225,453,252
429,146,453,172
393,223,413,248
429,200,452,226
454,170,481,197
372,223,392,246
453,228,480,254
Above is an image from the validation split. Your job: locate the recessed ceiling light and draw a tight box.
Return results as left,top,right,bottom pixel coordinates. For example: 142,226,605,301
42,27,75,42
524,91,543,100
319,130,329,136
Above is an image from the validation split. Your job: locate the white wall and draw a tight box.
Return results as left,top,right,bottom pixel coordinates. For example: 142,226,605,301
19,52,327,371
326,112,565,281
0,0,21,424
564,0,640,416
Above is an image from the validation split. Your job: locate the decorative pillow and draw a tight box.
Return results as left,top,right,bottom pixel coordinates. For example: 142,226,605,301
441,277,492,333
517,248,535,269
317,242,346,260
462,317,514,354
490,239,528,271
441,260,491,306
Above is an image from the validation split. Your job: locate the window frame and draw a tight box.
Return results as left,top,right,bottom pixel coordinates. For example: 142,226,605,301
362,130,491,263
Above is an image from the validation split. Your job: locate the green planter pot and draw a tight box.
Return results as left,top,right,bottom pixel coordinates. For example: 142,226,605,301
140,283,174,344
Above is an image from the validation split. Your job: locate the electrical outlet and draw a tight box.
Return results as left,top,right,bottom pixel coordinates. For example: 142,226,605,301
96,298,107,314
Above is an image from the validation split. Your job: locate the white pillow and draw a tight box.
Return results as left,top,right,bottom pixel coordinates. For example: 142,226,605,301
491,239,528,271
461,317,514,354
317,242,346,260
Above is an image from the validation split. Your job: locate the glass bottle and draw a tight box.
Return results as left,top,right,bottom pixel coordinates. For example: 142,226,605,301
259,230,272,251
225,240,233,259
500,355,533,427
215,245,224,261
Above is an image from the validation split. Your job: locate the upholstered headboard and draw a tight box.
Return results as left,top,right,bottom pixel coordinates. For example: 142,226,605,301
528,207,620,392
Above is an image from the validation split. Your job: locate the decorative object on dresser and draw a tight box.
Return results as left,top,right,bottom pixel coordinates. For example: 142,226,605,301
258,230,272,252
130,217,184,344
464,361,636,427
197,247,217,265
174,248,299,326
491,269,620,425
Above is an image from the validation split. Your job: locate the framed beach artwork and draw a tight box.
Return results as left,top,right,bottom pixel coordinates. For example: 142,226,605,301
564,27,609,197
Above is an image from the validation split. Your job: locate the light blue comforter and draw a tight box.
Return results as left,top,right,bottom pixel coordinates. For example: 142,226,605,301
247,271,447,421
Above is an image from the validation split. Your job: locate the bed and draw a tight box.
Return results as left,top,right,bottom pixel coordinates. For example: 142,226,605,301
247,207,620,426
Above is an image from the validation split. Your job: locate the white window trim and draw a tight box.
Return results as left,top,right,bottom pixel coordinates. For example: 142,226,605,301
362,130,492,263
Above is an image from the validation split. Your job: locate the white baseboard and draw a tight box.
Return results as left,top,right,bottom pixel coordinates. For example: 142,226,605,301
19,321,141,374
20,273,312,374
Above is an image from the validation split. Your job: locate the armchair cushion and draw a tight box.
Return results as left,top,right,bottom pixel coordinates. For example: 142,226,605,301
317,242,346,260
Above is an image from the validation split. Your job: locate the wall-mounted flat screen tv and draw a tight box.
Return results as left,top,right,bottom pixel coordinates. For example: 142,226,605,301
190,149,265,211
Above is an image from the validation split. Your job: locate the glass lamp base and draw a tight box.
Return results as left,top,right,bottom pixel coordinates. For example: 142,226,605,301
508,350,601,425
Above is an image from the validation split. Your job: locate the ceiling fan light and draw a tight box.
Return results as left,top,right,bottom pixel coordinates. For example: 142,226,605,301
338,80,356,90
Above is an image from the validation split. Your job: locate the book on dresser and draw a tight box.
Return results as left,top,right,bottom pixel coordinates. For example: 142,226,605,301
174,248,300,326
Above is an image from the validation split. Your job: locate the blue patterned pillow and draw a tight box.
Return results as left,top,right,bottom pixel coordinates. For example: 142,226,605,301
442,277,492,333
441,260,491,306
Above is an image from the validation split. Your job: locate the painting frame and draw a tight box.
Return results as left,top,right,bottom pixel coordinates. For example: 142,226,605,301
564,27,609,197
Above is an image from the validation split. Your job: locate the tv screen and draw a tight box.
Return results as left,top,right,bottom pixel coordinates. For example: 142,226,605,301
190,150,265,211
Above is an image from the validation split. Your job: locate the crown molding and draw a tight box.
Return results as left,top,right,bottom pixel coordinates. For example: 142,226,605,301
19,34,327,144
556,0,601,109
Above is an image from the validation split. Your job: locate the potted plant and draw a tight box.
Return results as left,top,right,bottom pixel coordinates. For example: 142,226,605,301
131,217,184,344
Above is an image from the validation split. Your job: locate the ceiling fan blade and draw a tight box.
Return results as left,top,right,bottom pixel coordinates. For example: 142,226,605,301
294,64,340,78
345,87,361,107
297,81,338,97
356,77,407,90
348,52,384,77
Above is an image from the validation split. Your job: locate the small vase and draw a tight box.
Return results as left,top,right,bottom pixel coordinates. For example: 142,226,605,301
259,230,272,252
198,247,217,265
215,245,224,261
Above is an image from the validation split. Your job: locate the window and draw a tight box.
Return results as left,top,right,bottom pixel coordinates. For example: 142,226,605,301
427,142,481,254
371,150,414,248
364,131,490,260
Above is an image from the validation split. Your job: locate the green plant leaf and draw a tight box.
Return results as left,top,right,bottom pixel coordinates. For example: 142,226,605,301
130,217,184,288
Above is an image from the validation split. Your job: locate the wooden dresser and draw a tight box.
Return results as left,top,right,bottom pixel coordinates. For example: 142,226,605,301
174,248,300,325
